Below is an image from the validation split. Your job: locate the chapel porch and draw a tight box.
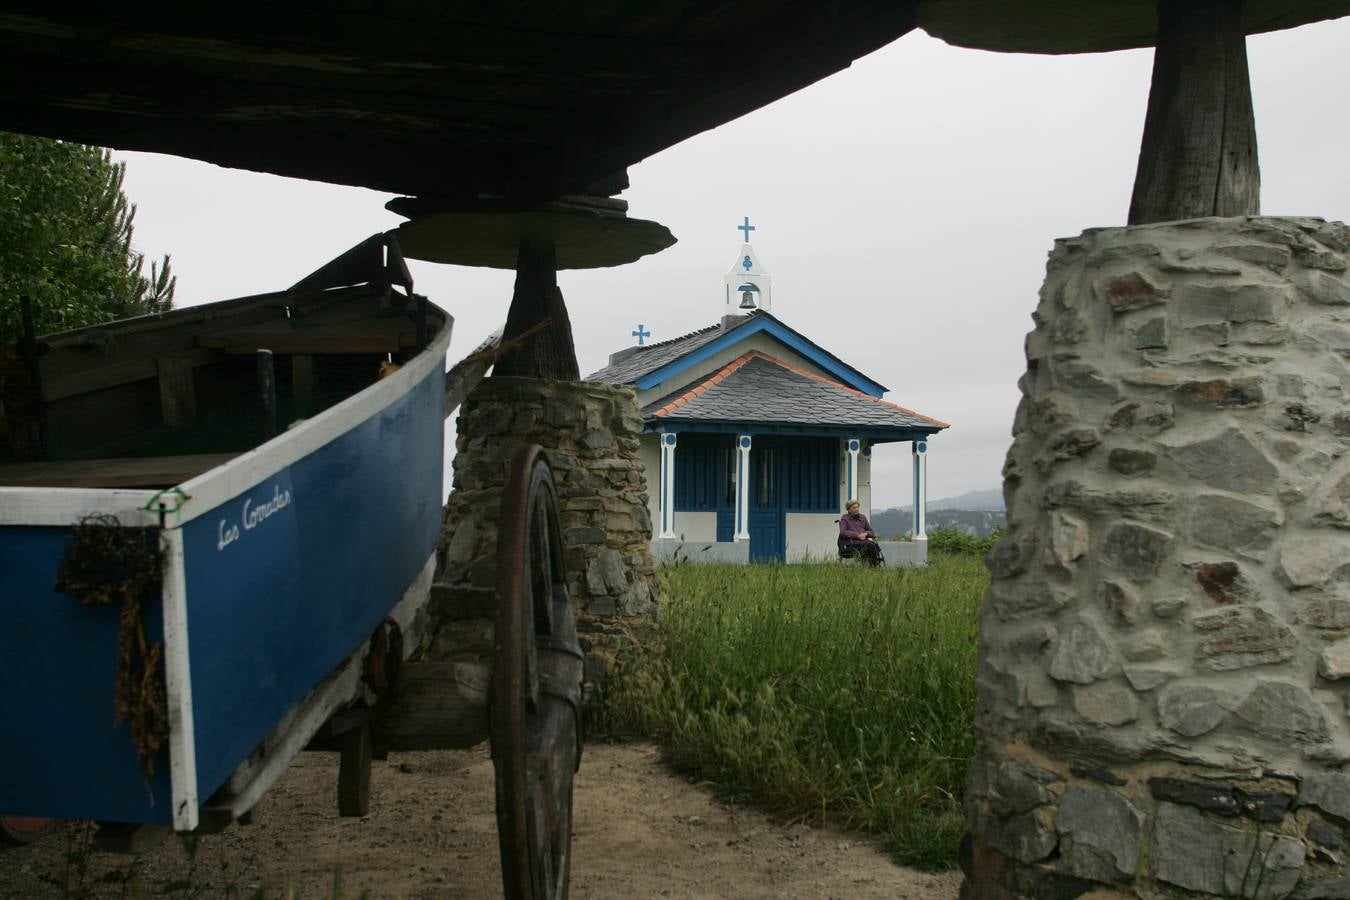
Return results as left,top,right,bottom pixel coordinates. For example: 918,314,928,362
643,429,938,565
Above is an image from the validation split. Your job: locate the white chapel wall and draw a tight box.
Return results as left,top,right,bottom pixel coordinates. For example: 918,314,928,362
671,510,718,543
786,513,839,562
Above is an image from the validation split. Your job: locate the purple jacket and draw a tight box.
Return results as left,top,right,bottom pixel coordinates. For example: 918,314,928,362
839,512,873,541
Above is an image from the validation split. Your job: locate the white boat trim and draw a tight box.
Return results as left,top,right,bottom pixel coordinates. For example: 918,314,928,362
166,314,451,528
0,488,161,527
161,527,200,832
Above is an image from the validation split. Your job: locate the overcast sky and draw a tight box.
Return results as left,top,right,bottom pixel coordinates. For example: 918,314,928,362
115,21,1350,510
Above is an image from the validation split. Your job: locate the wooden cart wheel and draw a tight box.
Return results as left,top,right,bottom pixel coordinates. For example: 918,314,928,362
493,445,584,900
0,815,56,846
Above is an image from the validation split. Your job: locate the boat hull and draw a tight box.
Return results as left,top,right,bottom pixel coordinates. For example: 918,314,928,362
0,325,448,827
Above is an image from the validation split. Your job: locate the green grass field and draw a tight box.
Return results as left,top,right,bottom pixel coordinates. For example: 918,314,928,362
601,547,988,870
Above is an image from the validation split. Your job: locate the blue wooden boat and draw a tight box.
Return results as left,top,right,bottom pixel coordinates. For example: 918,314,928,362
0,235,450,833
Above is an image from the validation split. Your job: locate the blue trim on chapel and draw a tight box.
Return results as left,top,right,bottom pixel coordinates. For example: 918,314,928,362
651,421,939,442
633,313,888,397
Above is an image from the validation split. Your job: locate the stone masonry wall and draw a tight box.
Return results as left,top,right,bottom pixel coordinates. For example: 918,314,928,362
430,377,664,706
963,217,1350,899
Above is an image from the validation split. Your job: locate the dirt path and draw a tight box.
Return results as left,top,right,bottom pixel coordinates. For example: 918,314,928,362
0,741,959,899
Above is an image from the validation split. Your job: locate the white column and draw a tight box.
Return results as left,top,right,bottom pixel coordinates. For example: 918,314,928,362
912,439,928,541
845,438,861,506
734,434,752,540
659,432,678,539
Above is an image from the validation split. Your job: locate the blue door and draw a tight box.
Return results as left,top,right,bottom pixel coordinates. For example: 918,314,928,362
748,442,785,562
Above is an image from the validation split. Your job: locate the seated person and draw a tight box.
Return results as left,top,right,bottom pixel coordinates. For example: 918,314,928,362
838,500,882,566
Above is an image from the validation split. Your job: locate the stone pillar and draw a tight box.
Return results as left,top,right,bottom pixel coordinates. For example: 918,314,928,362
432,377,664,706
845,437,861,504
658,432,677,539
734,434,752,541
912,439,928,541
962,217,1350,899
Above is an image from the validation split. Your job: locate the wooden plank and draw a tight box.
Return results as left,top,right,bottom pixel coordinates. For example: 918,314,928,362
43,348,219,403
0,453,237,488
337,723,372,817
378,662,491,752
197,333,415,355
156,355,197,428
443,327,502,418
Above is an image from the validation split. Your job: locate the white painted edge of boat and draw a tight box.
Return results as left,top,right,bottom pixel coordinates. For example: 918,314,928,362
161,527,200,832
0,488,160,526
202,553,436,821
0,312,451,529
166,315,452,528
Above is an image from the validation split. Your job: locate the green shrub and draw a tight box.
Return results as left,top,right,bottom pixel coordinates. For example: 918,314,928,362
926,526,1001,558
601,557,987,869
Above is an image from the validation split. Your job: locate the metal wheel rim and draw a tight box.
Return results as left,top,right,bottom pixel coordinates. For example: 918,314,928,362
493,444,580,900
0,815,57,846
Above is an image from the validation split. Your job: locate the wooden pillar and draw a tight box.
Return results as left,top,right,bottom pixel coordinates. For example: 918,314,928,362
1128,0,1259,225
492,238,580,381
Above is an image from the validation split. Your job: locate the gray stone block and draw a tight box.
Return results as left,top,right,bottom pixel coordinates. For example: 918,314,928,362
1279,534,1349,588
1099,522,1170,580
1183,495,1281,552
1152,802,1303,897
1057,784,1143,883
1319,638,1350,681
1233,682,1332,747
1175,282,1288,325
1098,580,1143,626
1107,447,1156,476
1157,683,1232,738
1048,619,1117,685
1216,242,1293,269
1073,681,1138,726
1299,773,1350,825
988,581,1072,622
1168,427,1277,494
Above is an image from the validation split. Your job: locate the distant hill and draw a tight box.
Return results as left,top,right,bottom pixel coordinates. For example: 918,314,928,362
921,487,1004,511
869,487,1006,538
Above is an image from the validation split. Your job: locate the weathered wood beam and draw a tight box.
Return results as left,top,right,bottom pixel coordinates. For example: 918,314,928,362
1128,0,1259,225
376,662,490,752
492,239,579,381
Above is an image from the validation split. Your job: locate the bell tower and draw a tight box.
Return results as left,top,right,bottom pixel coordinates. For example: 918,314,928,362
723,216,772,317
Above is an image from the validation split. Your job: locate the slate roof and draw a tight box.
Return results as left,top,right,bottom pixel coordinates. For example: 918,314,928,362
644,351,948,433
586,311,762,385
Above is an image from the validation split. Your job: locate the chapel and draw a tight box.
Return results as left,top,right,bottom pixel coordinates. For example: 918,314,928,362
588,219,948,564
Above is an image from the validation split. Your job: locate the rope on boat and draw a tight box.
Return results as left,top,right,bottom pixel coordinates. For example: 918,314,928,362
54,515,168,799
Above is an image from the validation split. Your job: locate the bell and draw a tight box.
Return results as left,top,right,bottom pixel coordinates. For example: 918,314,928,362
738,289,757,310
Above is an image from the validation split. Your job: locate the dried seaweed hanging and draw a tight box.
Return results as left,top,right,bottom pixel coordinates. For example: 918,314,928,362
54,514,168,795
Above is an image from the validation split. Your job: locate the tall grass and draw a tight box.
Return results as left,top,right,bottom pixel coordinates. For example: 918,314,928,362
602,554,987,869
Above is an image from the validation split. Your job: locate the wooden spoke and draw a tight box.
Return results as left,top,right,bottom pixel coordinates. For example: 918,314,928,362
493,445,584,900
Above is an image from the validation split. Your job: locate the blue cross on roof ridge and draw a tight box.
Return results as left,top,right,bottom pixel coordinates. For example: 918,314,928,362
738,216,755,242
632,323,651,346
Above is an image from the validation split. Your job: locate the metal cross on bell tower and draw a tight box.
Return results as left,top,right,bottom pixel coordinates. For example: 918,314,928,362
738,216,755,242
